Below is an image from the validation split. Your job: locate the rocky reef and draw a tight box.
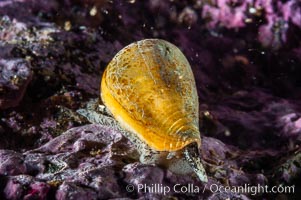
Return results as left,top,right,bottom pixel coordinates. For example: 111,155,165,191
0,0,300,199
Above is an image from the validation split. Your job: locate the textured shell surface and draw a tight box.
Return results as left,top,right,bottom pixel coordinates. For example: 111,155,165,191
101,39,200,151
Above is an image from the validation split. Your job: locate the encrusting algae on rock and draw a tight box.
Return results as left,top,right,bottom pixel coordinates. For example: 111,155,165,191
78,39,208,182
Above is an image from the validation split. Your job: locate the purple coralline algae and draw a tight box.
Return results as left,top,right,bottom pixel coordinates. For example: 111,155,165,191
0,59,32,109
0,0,300,199
202,0,301,48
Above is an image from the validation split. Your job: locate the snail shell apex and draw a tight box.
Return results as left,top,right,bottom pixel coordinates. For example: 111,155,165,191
101,39,200,151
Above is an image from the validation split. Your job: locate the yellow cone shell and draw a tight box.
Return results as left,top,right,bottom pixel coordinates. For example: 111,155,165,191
101,39,200,151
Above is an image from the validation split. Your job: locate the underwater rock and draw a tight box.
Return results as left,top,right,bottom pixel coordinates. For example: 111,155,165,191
56,182,97,200
23,182,50,200
3,177,24,200
278,113,301,138
0,150,26,176
0,123,270,199
9,124,270,199
0,0,300,199
23,124,138,199
0,59,32,109
3,175,35,200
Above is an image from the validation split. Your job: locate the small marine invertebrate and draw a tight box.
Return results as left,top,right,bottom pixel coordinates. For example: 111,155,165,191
78,39,207,182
